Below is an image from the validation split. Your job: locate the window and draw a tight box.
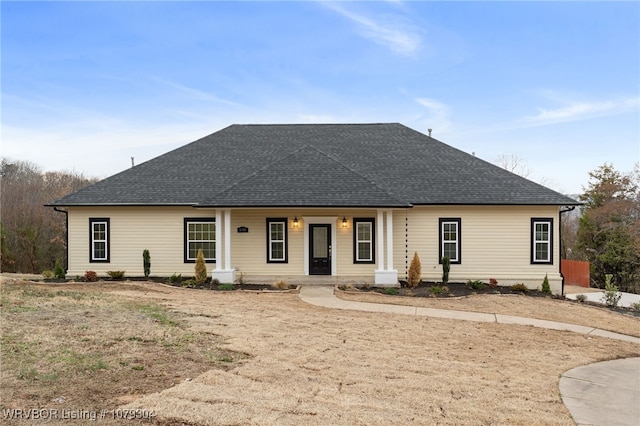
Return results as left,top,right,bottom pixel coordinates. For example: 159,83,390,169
439,218,461,264
531,218,553,264
184,218,216,262
89,218,110,262
353,218,375,263
267,218,288,263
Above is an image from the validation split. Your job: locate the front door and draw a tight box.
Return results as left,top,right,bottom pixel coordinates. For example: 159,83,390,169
310,224,331,275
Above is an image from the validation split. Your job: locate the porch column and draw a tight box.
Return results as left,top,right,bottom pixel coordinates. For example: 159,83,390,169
375,209,398,286
211,209,236,284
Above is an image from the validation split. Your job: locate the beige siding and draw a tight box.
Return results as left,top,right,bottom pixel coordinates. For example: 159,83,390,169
67,205,563,292
393,206,562,292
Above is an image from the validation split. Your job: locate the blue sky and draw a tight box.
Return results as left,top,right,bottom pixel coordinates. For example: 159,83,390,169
2,1,638,195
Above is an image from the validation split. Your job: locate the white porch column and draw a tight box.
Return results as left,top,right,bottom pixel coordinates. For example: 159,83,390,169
212,209,236,284
375,209,398,286
386,209,394,271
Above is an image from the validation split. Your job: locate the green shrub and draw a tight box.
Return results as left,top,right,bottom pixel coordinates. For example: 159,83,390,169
510,283,528,293
194,248,207,285
54,259,65,279
430,286,443,295
217,283,236,291
107,270,125,280
383,287,399,295
407,252,422,288
42,270,54,279
576,294,587,302
601,274,621,307
541,274,551,294
143,249,151,279
630,302,640,311
442,256,451,285
168,273,182,284
467,280,485,290
84,270,98,282
181,279,196,287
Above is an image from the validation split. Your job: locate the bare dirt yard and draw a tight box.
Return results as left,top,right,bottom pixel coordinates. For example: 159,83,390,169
2,278,639,425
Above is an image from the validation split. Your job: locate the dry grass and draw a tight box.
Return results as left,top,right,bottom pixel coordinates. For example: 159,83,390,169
1,278,639,425
336,288,640,338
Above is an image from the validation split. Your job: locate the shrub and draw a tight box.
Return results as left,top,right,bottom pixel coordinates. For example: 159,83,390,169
142,249,151,279
168,273,182,284
54,259,65,279
181,279,196,287
217,283,236,291
468,280,485,290
194,248,207,285
271,279,289,290
541,274,551,294
442,256,451,285
630,302,640,311
601,274,621,307
489,278,498,288
107,270,125,280
383,287,399,295
510,283,528,293
430,286,443,295
407,252,422,288
84,270,98,282
576,294,587,302
42,270,54,279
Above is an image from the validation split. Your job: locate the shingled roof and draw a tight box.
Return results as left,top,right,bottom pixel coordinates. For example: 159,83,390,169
50,123,579,207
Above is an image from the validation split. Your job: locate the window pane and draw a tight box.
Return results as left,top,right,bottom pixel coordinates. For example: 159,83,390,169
358,223,370,241
358,243,371,260
443,242,457,261
535,243,548,261
271,242,284,260
271,223,284,241
94,242,106,259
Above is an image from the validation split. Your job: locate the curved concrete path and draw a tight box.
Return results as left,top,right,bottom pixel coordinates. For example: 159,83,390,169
299,286,640,426
560,357,640,426
299,286,640,344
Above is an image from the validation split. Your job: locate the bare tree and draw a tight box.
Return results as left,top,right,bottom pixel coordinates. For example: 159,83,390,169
495,154,531,178
0,158,96,273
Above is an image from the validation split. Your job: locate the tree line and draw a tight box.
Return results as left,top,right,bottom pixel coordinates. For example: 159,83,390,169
0,159,97,273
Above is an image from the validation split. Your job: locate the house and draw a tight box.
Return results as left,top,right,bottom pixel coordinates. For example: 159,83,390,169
49,123,579,293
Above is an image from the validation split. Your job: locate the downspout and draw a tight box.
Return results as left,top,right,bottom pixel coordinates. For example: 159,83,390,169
53,207,69,273
559,206,576,296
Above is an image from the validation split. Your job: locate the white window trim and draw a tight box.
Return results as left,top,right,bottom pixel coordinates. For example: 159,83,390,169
532,219,552,263
267,219,287,263
440,218,461,264
354,219,374,263
90,218,109,262
185,219,216,262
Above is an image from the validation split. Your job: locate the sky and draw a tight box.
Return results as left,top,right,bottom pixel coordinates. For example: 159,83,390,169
2,1,639,195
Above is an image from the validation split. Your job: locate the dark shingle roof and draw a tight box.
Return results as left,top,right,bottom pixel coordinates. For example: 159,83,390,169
51,123,579,207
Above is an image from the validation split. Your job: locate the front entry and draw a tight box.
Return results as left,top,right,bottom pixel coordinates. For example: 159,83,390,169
309,224,331,275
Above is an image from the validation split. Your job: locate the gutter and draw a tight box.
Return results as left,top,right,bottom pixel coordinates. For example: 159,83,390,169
52,207,69,273
559,206,577,296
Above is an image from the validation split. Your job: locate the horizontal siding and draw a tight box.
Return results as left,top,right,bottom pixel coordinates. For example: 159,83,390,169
393,206,562,291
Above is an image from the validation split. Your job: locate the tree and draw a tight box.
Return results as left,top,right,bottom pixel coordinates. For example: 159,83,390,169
194,248,207,285
495,154,531,178
407,251,421,288
576,163,640,293
0,158,96,273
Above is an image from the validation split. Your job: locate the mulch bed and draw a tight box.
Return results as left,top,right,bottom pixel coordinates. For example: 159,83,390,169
358,281,555,299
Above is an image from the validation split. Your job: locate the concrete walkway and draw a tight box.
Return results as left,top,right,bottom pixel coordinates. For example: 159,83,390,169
559,357,640,426
299,286,640,344
299,286,640,426
565,289,640,309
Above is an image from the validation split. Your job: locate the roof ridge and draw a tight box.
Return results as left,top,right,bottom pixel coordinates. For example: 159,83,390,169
306,144,412,207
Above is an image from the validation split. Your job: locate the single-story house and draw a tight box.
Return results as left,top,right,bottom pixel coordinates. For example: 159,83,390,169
49,123,579,293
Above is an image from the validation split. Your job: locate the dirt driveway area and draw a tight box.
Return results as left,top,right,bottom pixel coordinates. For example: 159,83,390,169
2,279,639,425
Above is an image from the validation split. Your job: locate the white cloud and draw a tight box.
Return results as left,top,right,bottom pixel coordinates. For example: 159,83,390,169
519,96,639,127
150,77,243,107
321,2,422,56
415,97,452,134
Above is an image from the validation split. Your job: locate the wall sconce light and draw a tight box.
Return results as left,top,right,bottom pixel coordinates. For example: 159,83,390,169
293,217,299,228
342,217,348,228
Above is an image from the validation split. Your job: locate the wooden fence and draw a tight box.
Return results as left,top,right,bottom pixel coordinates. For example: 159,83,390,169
561,259,590,288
